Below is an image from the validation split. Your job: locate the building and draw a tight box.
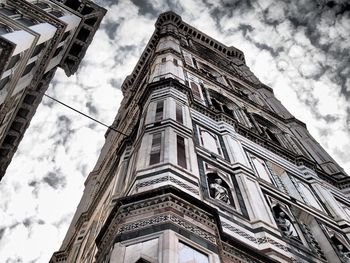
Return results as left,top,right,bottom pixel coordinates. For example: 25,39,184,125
51,11,350,263
0,0,106,180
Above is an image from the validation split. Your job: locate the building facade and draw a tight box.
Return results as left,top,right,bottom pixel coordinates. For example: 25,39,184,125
0,0,106,179
51,12,350,263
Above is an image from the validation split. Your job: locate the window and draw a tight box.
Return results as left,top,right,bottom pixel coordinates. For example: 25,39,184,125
6,54,20,70
185,72,203,102
190,82,201,100
198,127,221,156
0,24,11,35
149,133,161,165
250,155,274,184
0,76,10,91
154,100,164,122
49,9,64,17
21,62,36,77
17,16,36,26
161,57,166,63
178,242,209,263
31,43,45,58
34,2,51,9
177,135,187,169
175,103,183,124
296,181,323,211
53,46,63,58
173,58,178,66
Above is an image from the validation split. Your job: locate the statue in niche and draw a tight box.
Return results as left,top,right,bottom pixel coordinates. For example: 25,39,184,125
331,236,350,261
273,206,300,240
210,178,230,204
337,244,350,260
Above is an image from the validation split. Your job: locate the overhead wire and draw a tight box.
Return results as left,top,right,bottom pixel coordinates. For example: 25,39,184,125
43,93,128,137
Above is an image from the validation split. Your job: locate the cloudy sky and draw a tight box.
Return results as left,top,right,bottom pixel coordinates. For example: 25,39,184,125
0,0,349,262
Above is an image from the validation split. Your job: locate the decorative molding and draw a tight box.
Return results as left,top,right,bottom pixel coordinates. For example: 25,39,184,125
136,175,200,195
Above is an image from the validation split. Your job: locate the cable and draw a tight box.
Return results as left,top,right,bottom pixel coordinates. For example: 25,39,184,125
43,93,128,137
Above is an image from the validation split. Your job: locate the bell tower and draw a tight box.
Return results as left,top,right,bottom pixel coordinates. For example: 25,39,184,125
51,12,350,263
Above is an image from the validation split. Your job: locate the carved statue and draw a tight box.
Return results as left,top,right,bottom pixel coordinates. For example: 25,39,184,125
336,244,350,261
210,178,230,204
276,211,298,238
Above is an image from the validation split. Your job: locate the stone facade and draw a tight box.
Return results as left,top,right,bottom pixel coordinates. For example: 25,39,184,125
51,12,350,263
0,0,106,179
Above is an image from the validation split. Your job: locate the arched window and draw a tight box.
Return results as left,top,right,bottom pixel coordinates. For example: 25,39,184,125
198,127,221,156
252,113,282,146
198,62,225,85
249,155,274,184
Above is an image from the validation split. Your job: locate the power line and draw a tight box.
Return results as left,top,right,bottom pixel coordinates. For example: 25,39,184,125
43,93,128,137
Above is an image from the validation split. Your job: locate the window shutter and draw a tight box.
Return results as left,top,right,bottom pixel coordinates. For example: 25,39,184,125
182,51,194,67
150,133,161,165
177,135,187,169
154,100,164,122
175,103,183,124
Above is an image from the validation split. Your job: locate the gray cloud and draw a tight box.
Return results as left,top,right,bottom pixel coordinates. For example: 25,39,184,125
42,171,66,189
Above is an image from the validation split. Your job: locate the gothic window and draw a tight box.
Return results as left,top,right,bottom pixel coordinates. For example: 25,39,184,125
178,242,209,263
173,58,178,66
177,135,187,169
198,127,222,156
149,133,162,165
295,180,324,211
175,103,183,124
31,43,46,58
21,62,36,77
210,98,222,112
182,50,194,67
0,76,10,91
198,62,225,85
207,90,250,125
272,204,301,242
251,114,283,146
185,72,203,102
154,100,164,122
190,82,201,98
249,154,274,184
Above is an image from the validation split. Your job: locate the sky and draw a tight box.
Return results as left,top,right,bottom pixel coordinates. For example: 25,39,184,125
0,0,349,262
